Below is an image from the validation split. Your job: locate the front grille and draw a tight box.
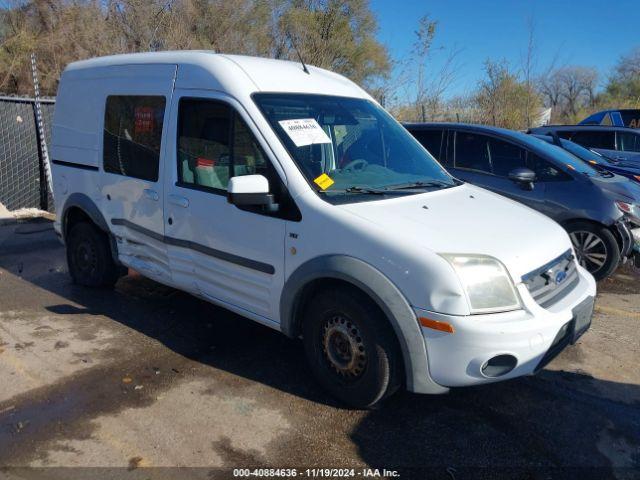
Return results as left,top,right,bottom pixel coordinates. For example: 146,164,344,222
523,250,578,309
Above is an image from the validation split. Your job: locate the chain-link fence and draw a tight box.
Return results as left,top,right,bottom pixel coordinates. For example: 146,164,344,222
0,96,55,212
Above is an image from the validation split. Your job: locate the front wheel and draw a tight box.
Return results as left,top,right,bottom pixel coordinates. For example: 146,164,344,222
302,286,402,408
567,222,620,281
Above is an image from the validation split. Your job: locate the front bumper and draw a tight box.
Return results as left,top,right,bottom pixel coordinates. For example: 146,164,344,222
415,264,596,388
631,226,640,267
617,220,639,259
631,226,640,252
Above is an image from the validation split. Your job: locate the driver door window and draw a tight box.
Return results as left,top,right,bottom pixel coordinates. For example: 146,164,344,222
454,132,491,173
487,138,527,176
177,99,266,192
528,154,571,182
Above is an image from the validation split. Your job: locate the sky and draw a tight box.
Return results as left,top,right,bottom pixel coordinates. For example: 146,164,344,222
370,0,640,99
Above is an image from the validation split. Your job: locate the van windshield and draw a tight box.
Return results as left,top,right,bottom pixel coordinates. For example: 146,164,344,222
253,93,458,202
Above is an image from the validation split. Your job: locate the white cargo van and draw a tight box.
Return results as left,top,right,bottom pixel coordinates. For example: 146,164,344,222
51,52,596,407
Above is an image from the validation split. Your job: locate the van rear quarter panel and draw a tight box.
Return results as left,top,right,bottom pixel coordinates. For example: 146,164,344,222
51,70,106,228
51,64,177,234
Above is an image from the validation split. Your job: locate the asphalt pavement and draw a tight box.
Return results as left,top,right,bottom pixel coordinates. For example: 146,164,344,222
0,219,638,479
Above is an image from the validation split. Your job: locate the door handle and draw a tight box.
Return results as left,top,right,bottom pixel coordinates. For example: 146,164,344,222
143,189,159,201
169,194,189,208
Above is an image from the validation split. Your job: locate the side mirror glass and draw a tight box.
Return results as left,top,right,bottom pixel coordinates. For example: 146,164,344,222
227,174,278,211
508,167,536,190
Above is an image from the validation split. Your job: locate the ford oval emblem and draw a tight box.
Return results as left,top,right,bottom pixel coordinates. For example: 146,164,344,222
555,270,567,285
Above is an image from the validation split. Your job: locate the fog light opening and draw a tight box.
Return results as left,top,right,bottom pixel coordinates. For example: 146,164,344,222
481,354,517,378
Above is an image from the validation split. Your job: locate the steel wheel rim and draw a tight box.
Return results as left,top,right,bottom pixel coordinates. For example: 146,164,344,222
322,315,367,380
570,230,608,274
75,240,97,276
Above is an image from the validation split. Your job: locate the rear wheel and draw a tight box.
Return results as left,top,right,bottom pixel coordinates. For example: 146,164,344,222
302,286,402,408
567,221,620,281
66,222,120,288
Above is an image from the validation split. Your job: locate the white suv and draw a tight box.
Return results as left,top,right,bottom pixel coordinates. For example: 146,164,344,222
51,52,596,407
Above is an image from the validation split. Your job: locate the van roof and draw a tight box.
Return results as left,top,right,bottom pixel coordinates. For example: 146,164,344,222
64,51,369,100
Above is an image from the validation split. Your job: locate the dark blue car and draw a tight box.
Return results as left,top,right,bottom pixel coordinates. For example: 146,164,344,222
406,122,640,280
531,133,640,184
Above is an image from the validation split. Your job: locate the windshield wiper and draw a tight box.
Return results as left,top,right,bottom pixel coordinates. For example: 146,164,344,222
344,186,388,195
320,180,461,196
320,186,411,195
385,180,457,191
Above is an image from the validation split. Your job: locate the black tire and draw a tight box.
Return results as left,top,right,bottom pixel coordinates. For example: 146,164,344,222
567,221,620,281
302,286,402,408
66,222,120,288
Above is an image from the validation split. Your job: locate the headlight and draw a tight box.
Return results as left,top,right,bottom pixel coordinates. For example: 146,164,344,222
616,200,640,225
440,254,522,314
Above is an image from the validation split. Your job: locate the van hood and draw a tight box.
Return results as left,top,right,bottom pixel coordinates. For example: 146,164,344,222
338,184,572,282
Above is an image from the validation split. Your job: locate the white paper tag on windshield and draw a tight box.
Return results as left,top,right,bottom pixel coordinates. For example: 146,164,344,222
278,118,331,147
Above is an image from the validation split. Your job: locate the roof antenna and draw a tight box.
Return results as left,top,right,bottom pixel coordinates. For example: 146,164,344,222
287,33,310,75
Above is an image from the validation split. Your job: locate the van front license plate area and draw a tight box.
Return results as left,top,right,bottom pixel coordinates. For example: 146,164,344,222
571,296,594,344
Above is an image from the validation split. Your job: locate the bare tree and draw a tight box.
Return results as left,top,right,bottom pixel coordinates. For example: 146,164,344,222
612,46,640,82
555,66,598,118
521,15,536,127
473,59,542,129
411,14,437,112
539,72,562,109
604,46,640,103
390,14,461,121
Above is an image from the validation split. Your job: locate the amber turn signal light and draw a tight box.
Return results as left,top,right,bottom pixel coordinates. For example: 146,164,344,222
419,317,455,334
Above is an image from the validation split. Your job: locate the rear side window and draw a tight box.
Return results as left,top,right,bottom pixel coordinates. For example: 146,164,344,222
103,96,166,181
617,131,640,152
412,129,444,161
454,132,491,173
177,98,267,192
569,131,615,150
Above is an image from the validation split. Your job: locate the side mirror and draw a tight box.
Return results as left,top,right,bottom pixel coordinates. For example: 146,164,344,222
508,167,536,190
227,174,278,211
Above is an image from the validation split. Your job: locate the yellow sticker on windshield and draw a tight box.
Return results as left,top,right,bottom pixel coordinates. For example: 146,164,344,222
314,173,335,190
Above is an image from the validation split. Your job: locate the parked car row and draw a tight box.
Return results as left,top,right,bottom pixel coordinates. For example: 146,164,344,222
52,52,600,407
405,123,640,281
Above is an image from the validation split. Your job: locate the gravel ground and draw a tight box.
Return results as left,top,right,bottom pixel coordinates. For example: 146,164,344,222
0,219,638,479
